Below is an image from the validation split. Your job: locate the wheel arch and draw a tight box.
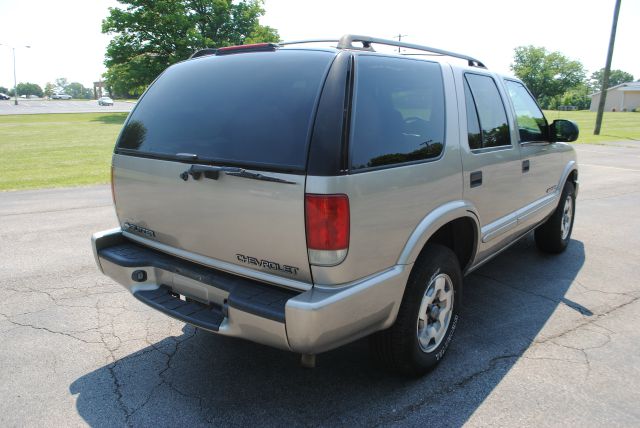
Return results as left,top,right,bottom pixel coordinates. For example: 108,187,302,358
397,201,481,273
558,160,578,196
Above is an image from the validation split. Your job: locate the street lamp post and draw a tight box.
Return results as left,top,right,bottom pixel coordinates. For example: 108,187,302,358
1,44,30,105
12,48,18,105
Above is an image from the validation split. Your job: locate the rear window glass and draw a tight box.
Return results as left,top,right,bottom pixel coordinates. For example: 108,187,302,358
116,50,334,171
350,55,445,171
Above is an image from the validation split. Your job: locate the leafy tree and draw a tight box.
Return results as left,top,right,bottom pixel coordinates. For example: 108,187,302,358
559,83,591,110
0,86,8,94
102,0,279,96
55,77,69,93
65,82,88,99
511,46,586,109
44,82,56,98
589,68,634,93
16,82,43,97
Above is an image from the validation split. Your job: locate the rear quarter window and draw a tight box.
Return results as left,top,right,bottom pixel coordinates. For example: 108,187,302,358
116,50,335,171
349,55,445,171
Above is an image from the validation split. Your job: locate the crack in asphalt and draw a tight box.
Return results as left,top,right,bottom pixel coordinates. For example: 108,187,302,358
2,276,638,426
369,279,639,426
123,328,204,425
371,353,521,427
574,279,639,299
4,265,638,426
535,295,639,345
0,311,103,345
473,272,594,316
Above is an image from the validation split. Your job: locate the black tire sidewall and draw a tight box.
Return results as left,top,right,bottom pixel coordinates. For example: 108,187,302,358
535,180,576,253
401,245,462,373
560,182,576,247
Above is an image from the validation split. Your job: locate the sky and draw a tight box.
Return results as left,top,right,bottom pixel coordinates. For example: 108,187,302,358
0,0,638,91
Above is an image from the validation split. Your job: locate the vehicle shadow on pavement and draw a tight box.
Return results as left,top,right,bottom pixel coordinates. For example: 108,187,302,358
70,235,585,427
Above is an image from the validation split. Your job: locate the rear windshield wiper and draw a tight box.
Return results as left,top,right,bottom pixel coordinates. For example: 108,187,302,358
225,169,297,185
180,164,296,184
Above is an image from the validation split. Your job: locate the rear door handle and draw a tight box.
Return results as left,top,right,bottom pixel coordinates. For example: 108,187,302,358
470,171,482,188
522,159,530,173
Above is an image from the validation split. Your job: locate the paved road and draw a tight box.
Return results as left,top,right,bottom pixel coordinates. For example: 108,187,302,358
1,144,639,426
0,99,134,115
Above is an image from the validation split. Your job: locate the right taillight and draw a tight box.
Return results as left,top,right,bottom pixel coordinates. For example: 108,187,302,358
305,194,350,266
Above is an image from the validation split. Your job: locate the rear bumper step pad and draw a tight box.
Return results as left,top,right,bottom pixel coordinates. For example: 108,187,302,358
134,286,225,331
98,240,300,323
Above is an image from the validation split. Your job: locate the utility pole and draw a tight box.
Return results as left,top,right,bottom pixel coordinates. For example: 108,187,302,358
396,34,407,52
594,0,622,135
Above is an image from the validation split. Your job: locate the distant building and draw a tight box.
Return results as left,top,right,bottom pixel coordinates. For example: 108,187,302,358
589,82,640,112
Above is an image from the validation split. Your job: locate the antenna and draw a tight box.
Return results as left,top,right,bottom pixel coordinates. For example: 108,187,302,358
395,34,408,53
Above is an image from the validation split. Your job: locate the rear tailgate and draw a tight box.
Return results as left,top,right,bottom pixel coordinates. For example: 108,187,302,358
111,49,336,286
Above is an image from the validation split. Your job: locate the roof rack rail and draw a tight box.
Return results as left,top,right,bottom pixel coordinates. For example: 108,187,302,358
280,34,486,68
190,48,217,59
190,43,278,59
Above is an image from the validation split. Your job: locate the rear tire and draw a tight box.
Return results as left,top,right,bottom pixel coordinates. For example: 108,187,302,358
535,181,575,254
369,244,462,376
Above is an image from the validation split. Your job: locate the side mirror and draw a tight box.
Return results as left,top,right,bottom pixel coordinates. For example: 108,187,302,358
550,119,579,142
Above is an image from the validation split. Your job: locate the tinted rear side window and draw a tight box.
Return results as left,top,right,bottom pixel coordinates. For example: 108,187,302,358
350,56,445,170
464,73,510,149
117,50,334,171
464,80,482,150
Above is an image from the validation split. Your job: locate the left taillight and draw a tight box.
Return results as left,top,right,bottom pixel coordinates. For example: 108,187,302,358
305,194,350,266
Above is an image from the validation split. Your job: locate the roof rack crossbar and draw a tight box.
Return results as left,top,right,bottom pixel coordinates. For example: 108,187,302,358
337,35,486,68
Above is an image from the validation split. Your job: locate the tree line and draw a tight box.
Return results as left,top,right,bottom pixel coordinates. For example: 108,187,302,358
0,78,95,99
511,46,634,110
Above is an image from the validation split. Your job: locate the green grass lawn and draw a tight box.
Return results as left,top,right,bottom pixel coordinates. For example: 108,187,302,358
0,113,127,191
544,110,640,144
0,110,638,192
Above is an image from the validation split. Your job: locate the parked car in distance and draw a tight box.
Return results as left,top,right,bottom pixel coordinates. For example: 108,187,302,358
98,96,114,106
92,35,579,376
27,94,39,99
0,93,10,100
51,93,72,100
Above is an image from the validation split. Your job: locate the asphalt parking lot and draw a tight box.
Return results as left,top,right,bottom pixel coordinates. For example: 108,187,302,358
1,143,639,426
0,99,134,115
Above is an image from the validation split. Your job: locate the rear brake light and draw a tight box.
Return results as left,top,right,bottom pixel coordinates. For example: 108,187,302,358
305,194,349,266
